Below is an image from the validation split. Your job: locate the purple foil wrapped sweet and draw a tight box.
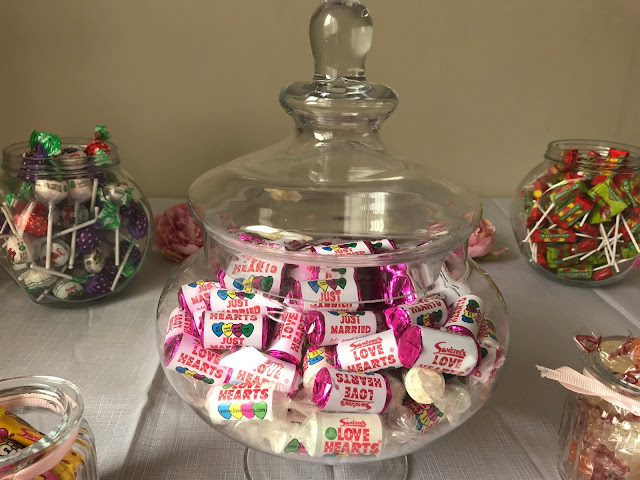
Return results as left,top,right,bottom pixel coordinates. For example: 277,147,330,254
76,225,101,253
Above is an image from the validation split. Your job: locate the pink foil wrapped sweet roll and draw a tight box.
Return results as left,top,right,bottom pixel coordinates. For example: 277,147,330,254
333,326,422,372
311,241,376,255
443,294,485,339
223,348,301,396
312,367,391,414
177,280,218,317
384,297,448,333
163,333,230,386
302,345,336,391
265,309,306,364
206,382,288,423
207,287,277,315
412,326,480,377
217,254,284,296
305,310,379,346
165,307,199,342
304,412,384,457
200,311,269,350
288,273,362,312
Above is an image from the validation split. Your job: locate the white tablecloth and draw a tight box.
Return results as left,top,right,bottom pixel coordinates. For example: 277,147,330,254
1,198,639,480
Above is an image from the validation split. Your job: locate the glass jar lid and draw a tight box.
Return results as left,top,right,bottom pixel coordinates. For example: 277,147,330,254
188,0,481,266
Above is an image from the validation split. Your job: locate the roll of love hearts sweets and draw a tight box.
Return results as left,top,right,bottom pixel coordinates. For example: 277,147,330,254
412,326,480,376
306,310,379,346
289,273,362,311
312,368,391,414
287,265,353,282
370,239,397,253
165,307,199,342
334,327,421,372
265,309,305,364
302,345,335,391
0,406,83,480
311,241,376,255
208,286,277,314
469,318,503,384
304,412,384,457
206,382,288,423
222,347,300,395
218,254,284,296
163,333,229,386
444,294,485,339
178,280,218,317
403,367,445,405
384,297,448,333
404,399,445,433
200,311,269,350
428,268,472,308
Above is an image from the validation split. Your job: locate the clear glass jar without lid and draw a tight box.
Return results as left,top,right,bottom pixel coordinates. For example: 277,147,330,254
157,0,509,464
511,140,640,286
0,131,152,306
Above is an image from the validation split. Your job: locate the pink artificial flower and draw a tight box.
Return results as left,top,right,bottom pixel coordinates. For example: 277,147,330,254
154,203,203,261
468,218,497,258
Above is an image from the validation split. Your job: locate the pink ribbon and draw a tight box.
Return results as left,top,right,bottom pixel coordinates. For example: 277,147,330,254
537,365,640,416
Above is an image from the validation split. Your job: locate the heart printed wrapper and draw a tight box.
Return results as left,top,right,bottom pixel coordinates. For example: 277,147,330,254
218,255,284,295
163,334,229,386
206,382,286,423
306,311,378,346
304,412,383,457
178,280,218,317
290,273,362,311
222,348,300,396
201,311,268,350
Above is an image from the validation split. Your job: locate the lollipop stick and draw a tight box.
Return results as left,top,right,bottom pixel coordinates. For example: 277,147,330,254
0,219,7,235
522,203,555,243
53,209,99,237
110,241,135,291
45,207,54,269
90,178,98,217
68,203,80,270
115,219,120,266
36,289,50,302
29,264,76,280
622,215,640,254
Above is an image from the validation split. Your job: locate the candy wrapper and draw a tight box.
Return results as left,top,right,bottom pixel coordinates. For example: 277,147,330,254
306,310,379,346
312,368,391,414
0,406,84,480
302,412,384,457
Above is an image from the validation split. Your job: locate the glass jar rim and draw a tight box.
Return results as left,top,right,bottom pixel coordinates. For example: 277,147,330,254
545,139,640,169
0,376,84,474
585,336,640,399
2,137,120,177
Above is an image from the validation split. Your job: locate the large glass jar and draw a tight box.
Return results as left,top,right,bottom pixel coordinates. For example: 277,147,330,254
156,0,509,467
0,130,152,306
558,336,640,479
511,140,640,286
0,376,98,480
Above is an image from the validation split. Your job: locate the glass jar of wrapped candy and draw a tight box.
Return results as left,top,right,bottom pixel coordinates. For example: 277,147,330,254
556,336,640,479
511,140,640,286
0,376,98,480
156,0,509,466
0,127,152,305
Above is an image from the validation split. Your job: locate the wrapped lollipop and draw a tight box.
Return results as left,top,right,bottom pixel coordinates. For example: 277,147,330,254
32,179,68,269
100,183,132,266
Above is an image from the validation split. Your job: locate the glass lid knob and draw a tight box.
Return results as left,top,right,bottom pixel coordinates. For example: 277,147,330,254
310,0,372,80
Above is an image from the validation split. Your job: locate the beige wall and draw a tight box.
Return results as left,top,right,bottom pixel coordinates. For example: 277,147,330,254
1,0,640,198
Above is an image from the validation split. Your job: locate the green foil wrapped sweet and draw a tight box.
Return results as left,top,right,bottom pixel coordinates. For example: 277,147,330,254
29,130,62,157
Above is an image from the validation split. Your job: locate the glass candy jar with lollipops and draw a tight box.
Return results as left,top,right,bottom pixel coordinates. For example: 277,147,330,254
0,126,153,305
511,140,640,286
156,1,510,478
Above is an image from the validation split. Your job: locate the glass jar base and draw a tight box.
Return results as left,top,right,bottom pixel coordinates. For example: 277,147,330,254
243,448,409,480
